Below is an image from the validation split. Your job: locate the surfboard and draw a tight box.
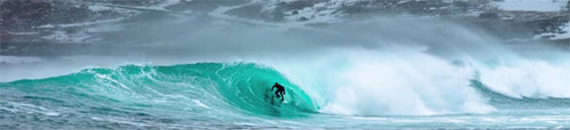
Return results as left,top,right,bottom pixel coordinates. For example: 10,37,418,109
264,88,283,105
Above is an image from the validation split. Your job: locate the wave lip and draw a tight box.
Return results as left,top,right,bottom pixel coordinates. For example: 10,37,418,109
471,80,570,109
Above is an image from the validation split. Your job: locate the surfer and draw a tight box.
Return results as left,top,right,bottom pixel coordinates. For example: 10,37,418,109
272,82,286,101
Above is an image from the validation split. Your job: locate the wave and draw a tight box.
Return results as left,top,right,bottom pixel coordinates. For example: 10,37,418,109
2,48,569,117
0,63,318,118
471,80,570,109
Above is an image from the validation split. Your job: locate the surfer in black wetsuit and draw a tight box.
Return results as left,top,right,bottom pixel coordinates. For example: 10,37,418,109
272,82,286,101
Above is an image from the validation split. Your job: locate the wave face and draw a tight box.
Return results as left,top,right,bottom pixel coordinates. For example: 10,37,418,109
0,63,318,126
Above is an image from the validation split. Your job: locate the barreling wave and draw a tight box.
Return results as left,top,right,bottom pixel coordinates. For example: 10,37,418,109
0,63,318,118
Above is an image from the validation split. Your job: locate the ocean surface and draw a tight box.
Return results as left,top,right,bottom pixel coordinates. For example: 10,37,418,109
1,60,569,129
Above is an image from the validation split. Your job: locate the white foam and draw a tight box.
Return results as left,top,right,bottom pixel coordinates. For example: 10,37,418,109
263,48,496,116
193,99,211,109
3,101,61,116
88,4,112,11
476,56,570,98
535,23,570,40
256,40,569,116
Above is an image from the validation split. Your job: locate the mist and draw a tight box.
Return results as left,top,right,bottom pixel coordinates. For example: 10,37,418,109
2,14,567,82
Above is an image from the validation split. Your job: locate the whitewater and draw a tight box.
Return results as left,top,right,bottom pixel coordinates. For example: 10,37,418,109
1,17,570,129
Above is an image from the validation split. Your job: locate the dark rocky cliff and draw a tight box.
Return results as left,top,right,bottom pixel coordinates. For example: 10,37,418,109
1,0,568,57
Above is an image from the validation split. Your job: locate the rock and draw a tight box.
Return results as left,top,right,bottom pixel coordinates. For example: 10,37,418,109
299,17,308,21
1,0,569,54
479,12,499,19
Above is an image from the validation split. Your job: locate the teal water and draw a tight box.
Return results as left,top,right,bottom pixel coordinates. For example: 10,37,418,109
1,63,569,129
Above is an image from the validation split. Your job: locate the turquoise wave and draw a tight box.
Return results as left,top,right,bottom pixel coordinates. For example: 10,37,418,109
0,63,318,118
2,62,568,122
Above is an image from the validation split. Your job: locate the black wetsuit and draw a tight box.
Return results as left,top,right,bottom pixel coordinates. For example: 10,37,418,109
272,83,286,101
